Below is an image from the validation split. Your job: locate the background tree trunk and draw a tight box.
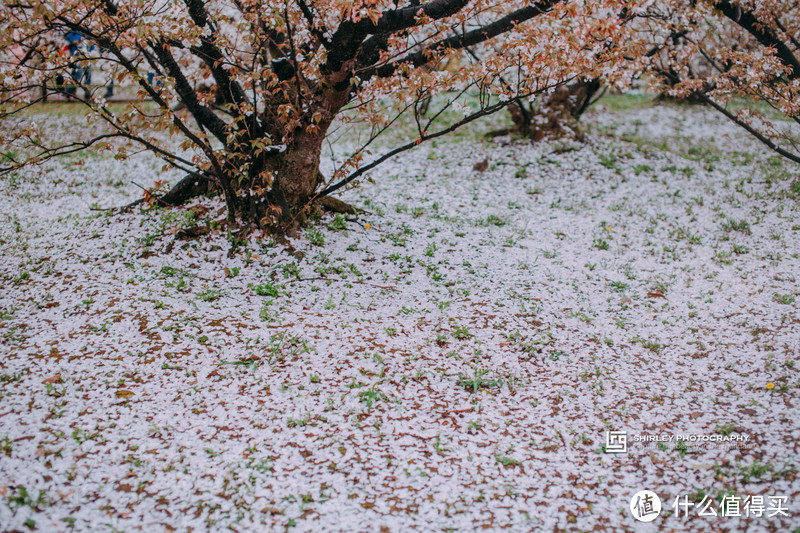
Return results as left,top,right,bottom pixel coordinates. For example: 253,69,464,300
493,78,602,142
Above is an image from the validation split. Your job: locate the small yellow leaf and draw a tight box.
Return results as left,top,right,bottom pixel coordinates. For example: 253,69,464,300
116,390,135,399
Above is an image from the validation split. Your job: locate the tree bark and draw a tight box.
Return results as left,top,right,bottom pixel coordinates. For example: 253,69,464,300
259,131,327,235
151,130,333,236
501,78,601,142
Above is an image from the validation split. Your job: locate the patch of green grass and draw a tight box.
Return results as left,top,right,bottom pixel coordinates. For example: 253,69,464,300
281,262,301,279
451,324,471,340
675,440,688,458
670,226,702,245
264,332,314,365
287,415,312,428
7,486,47,511
598,152,620,172
685,145,721,163
0,371,26,384
789,180,800,199
358,384,387,410
642,340,663,354
716,423,737,436
739,461,772,483
327,215,347,232
305,228,325,246
713,250,733,265
608,281,628,292
259,302,277,322
0,436,11,456
161,266,187,277
197,288,223,302
494,452,521,467
732,244,749,255
388,232,407,247
253,281,280,297
484,214,506,227
721,218,751,235
593,238,610,250
593,92,655,112
71,427,98,444
458,369,502,393
773,293,795,305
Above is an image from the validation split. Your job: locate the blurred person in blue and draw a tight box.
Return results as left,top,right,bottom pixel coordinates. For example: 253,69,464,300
64,31,92,99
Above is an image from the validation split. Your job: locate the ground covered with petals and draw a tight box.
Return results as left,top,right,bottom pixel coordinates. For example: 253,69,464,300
1,99,798,531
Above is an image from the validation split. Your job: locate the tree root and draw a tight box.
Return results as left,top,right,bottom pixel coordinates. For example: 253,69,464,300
112,173,357,249
318,196,358,214
484,128,515,139
158,173,215,206
132,172,356,215
117,172,215,212
175,225,212,239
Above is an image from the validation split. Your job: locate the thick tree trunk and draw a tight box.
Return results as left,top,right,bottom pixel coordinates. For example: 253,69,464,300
233,130,328,236
152,131,330,237
157,84,352,237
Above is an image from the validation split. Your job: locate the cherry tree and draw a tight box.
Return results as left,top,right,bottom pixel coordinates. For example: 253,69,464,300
0,0,640,234
638,0,800,163
490,1,800,155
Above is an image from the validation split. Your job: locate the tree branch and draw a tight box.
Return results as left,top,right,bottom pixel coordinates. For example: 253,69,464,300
324,0,471,74
315,82,566,200
359,0,561,80
296,0,331,48
694,91,800,164
151,42,229,142
182,0,249,106
714,0,800,79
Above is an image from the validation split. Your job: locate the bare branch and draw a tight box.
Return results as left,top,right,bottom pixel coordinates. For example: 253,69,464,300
315,80,570,200
324,0,472,74
359,0,561,80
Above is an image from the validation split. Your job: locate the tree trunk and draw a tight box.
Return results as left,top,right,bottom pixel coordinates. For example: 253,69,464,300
157,91,352,237
236,130,328,237
153,130,331,237
492,78,602,142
